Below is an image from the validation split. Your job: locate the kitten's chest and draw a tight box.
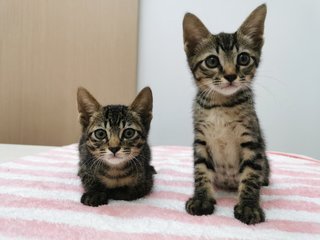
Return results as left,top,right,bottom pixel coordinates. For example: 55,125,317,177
196,108,241,188
97,167,139,189
198,108,241,156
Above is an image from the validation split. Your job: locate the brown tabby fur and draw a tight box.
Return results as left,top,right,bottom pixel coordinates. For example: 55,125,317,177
77,87,155,206
183,4,270,224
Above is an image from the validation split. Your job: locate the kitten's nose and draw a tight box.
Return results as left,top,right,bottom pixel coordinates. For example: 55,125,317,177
224,74,237,82
108,147,121,155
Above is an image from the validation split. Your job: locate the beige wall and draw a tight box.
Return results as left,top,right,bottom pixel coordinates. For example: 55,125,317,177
0,0,139,146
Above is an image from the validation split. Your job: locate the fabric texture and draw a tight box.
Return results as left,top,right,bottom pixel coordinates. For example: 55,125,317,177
0,145,319,240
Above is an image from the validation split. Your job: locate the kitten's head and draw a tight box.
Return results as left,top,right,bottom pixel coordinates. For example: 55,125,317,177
183,4,266,96
77,87,153,166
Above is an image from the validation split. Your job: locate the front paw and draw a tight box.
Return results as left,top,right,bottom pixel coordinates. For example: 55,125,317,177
185,196,216,216
234,202,265,224
81,192,108,207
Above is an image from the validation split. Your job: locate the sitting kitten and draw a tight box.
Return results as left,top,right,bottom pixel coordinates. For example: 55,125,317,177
77,87,155,206
183,4,270,224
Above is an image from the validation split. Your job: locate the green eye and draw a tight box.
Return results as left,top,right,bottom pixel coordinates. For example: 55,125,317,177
237,52,251,66
205,55,220,68
94,129,107,140
123,128,136,139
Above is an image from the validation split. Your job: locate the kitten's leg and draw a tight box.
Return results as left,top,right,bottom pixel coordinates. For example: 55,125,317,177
234,140,267,224
79,172,109,206
109,183,153,201
109,172,154,201
185,140,216,215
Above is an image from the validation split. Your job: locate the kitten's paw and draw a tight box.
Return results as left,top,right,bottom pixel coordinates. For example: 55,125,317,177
234,203,265,225
81,192,108,207
185,196,216,215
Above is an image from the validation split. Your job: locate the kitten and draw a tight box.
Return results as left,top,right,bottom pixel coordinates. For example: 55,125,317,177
183,4,270,224
77,87,155,206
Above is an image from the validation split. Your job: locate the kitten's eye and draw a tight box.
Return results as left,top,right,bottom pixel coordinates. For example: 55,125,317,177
94,129,107,140
122,128,136,139
237,52,251,66
204,55,220,68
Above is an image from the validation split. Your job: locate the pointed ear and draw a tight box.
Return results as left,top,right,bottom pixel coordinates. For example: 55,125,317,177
130,87,153,129
238,4,267,49
183,13,211,56
77,87,101,128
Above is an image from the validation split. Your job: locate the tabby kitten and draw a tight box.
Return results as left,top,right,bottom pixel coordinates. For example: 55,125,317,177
183,4,270,224
77,87,155,206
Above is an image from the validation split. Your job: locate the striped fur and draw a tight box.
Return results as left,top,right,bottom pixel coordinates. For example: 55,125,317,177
183,5,270,224
77,87,155,206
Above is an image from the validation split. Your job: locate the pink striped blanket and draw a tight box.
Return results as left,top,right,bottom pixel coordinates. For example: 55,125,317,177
0,145,319,240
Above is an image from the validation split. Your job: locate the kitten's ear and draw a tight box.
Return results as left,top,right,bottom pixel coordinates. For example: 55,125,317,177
130,87,153,128
77,87,101,128
238,4,267,49
183,13,211,56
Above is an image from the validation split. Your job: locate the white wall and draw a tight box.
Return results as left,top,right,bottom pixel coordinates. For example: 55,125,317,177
137,0,320,159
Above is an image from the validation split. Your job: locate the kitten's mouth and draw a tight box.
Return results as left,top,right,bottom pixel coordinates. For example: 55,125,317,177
214,83,240,95
222,83,238,89
104,155,128,166
224,85,235,89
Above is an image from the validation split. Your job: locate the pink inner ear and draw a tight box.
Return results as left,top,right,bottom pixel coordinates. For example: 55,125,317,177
238,5,266,41
183,13,211,50
77,87,101,115
130,87,153,115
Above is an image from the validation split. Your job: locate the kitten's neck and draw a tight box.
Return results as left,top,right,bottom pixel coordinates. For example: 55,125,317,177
196,88,253,109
